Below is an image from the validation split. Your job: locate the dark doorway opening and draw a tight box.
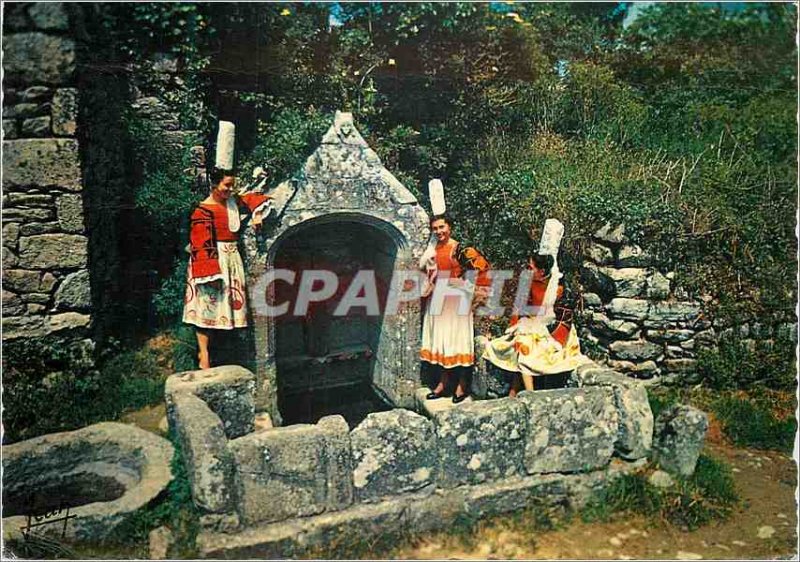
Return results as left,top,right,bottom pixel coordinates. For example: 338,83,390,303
273,219,398,427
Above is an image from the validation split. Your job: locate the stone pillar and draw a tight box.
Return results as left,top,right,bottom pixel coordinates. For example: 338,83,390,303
2,3,92,342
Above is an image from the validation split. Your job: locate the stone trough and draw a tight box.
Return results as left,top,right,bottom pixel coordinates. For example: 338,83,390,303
2,422,174,542
164,361,659,558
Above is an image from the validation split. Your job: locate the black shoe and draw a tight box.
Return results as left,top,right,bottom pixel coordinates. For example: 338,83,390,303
452,393,469,404
426,391,445,400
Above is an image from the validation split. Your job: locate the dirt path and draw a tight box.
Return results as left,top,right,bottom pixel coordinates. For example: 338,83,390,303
392,442,798,560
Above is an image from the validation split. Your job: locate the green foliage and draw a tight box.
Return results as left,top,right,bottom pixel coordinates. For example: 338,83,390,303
647,388,680,422
582,472,661,523
560,61,648,143
3,339,167,444
172,325,200,373
711,394,796,453
648,385,796,453
448,137,685,274
92,2,796,393
152,257,190,323
125,114,200,232
664,455,739,530
697,335,797,391
125,112,201,332
239,107,332,184
582,455,738,530
103,3,212,128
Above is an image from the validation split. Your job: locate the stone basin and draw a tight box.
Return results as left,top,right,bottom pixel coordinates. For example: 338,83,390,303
2,422,173,542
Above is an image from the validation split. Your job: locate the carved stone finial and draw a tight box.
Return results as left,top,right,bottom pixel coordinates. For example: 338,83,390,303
321,110,368,147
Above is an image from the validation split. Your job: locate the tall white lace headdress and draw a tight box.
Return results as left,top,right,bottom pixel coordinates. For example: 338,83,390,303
215,120,241,233
537,218,565,320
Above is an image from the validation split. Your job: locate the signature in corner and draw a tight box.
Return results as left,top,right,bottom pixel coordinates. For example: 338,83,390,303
21,501,77,539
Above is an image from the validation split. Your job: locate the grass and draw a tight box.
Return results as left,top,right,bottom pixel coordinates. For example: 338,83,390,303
582,454,739,531
3,336,173,444
647,386,796,453
4,533,78,560
712,394,796,453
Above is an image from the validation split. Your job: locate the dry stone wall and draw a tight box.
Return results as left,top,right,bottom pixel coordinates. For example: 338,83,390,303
3,4,207,345
578,222,797,385
3,3,92,342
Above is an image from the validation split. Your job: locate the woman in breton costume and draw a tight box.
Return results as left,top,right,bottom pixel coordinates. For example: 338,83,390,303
420,214,491,403
183,122,272,369
482,219,591,395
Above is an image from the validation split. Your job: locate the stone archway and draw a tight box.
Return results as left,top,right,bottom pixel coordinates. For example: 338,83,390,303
271,215,405,426
244,112,430,425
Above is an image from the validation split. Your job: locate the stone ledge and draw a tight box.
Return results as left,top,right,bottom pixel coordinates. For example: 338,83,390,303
518,387,618,474
227,415,353,526
414,386,474,417
351,409,438,502
166,366,256,439
196,458,641,559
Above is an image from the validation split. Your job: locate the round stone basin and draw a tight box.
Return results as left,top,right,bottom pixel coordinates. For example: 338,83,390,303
2,422,173,542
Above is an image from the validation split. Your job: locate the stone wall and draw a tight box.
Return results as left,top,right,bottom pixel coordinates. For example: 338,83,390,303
165,361,657,556
578,223,797,385
3,3,92,342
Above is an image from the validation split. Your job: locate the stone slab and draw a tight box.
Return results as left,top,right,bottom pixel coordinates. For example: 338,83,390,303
652,404,708,477
52,88,78,136
196,459,640,559
166,366,256,439
54,269,91,310
3,33,75,85
18,233,87,269
4,139,81,190
227,415,353,526
351,409,438,502
433,397,527,488
28,3,70,31
573,365,653,460
609,339,662,361
518,387,618,474
171,393,235,514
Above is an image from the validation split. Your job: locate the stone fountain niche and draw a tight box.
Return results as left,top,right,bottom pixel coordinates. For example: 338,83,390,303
244,111,430,426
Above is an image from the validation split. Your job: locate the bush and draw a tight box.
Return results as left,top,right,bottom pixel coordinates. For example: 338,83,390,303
647,388,681,421
3,338,168,444
151,257,190,324
711,394,796,453
697,334,797,391
239,107,333,184
582,454,738,530
172,324,200,373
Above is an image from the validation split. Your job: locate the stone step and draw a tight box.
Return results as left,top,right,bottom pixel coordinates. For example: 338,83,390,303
414,387,473,418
